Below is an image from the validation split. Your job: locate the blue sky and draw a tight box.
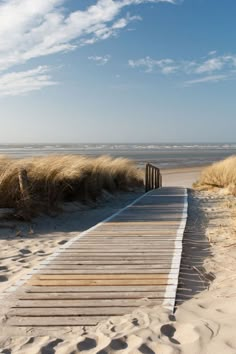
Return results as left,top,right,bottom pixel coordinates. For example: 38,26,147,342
0,0,236,143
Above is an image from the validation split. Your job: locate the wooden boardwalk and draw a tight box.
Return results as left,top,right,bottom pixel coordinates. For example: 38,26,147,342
3,187,188,328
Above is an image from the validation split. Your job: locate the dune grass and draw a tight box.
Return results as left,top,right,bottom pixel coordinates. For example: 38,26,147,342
0,154,144,220
193,156,236,195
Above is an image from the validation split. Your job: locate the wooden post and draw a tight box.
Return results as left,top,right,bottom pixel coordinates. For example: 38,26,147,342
145,163,162,191
18,169,30,204
155,170,159,188
151,166,154,190
159,173,162,188
17,169,32,220
145,164,149,192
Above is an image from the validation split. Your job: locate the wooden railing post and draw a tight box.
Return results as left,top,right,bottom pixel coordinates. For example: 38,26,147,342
145,163,162,192
159,173,162,188
145,164,148,192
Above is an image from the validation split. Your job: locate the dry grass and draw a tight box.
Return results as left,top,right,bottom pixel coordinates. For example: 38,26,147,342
0,155,144,219
193,156,236,195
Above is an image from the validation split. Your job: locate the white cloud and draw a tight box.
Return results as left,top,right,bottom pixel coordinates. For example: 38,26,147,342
208,50,217,56
88,55,111,65
185,74,227,86
0,66,57,96
128,57,178,74
129,53,236,84
0,0,177,96
0,0,176,72
195,57,226,74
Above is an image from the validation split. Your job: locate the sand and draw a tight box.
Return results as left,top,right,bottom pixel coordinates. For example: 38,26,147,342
1,166,236,354
162,166,203,188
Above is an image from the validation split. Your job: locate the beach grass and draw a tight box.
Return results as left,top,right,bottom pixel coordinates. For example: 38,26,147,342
0,154,144,219
193,155,236,195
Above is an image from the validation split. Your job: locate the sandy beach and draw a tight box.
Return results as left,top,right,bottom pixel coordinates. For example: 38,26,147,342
1,166,236,353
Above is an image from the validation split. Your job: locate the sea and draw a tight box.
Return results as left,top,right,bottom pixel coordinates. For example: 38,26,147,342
0,143,236,169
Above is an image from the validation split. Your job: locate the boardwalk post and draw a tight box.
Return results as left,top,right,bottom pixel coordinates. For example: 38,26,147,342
145,164,148,192
151,166,155,189
145,163,162,192
17,169,32,220
159,173,162,188
155,169,158,188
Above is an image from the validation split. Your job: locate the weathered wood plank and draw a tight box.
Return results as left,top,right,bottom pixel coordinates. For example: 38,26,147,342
28,279,171,286
62,247,179,251
42,256,171,267
54,255,175,259
59,252,176,256
24,285,168,292
10,307,137,316
40,264,174,269
19,292,168,300
15,298,163,307
33,274,170,280
38,269,172,274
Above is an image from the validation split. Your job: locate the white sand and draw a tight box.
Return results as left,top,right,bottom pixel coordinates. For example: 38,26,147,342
1,168,236,353
162,166,203,188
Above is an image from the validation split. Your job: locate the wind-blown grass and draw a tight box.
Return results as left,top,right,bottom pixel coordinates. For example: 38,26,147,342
0,155,144,219
194,156,236,195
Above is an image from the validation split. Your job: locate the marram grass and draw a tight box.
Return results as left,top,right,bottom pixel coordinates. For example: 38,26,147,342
194,156,236,195
0,154,144,219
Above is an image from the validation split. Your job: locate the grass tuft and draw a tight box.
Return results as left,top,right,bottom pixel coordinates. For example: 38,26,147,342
193,156,236,195
0,155,144,220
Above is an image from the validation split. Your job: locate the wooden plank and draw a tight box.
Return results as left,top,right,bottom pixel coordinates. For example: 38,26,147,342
33,274,170,280
28,279,171,286
40,264,174,269
67,245,179,248
93,223,182,226
71,241,178,244
38,269,172,274
59,252,176,255
10,307,137,316
54,255,175,259
44,256,171,267
24,285,167,292
19,292,168,300
64,247,179,251
15,298,163,307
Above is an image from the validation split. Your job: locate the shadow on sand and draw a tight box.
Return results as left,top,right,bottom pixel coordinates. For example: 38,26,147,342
175,189,215,307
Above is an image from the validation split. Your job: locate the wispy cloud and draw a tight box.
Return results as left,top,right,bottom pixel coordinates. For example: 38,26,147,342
194,56,235,74
128,57,178,74
185,74,227,86
0,0,176,72
0,66,57,96
88,55,111,65
0,0,177,96
129,52,236,85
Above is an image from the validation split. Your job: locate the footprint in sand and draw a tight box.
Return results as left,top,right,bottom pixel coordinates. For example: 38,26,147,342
0,266,8,271
77,337,97,351
0,275,8,282
58,240,68,245
160,324,180,345
109,338,128,350
138,343,156,354
19,249,32,255
40,339,63,354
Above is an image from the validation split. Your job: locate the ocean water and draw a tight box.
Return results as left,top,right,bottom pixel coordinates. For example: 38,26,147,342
0,143,235,169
